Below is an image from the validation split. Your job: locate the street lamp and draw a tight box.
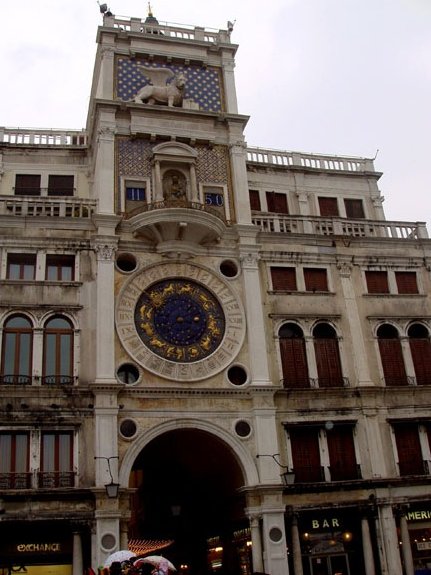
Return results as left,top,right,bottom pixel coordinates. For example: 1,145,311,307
94,456,120,498
256,453,295,486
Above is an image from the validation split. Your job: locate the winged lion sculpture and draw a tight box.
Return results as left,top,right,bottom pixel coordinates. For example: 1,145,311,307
133,66,186,107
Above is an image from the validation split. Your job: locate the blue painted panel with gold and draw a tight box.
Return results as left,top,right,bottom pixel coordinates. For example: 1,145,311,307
117,58,222,113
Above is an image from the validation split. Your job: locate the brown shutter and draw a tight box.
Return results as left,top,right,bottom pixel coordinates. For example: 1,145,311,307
249,190,261,211
378,338,408,385
15,174,41,195
326,427,358,480
289,428,322,482
344,199,365,219
410,338,431,385
304,268,328,292
365,271,389,294
280,338,309,388
318,197,339,216
395,272,419,294
314,338,343,387
48,175,74,196
394,425,425,475
271,267,297,291
266,192,289,214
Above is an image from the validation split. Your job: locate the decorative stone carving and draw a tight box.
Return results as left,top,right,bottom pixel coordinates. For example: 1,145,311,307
134,67,187,107
94,243,117,262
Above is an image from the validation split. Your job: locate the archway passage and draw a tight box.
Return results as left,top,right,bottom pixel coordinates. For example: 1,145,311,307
128,429,251,575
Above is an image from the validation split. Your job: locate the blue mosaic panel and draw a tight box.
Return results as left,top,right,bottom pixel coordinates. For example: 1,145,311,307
117,58,222,113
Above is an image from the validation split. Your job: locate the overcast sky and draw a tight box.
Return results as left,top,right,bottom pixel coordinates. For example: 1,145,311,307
0,0,430,225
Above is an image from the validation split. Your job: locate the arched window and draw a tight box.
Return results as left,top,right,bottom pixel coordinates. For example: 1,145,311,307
408,324,431,386
1,315,33,384
43,316,74,385
313,323,344,387
377,324,407,386
279,323,309,388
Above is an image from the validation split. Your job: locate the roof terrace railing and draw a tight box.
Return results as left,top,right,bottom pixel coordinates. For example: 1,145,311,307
0,127,87,146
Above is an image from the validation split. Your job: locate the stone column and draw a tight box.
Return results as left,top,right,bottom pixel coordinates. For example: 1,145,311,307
400,337,416,382
337,261,373,385
400,514,414,575
154,160,163,201
72,531,83,575
290,513,304,575
378,504,403,575
304,336,319,385
96,47,115,100
222,57,238,114
189,163,198,202
94,120,116,214
361,516,376,575
249,514,264,573
239,247,271,385
261,504,290,575
229,142,252,225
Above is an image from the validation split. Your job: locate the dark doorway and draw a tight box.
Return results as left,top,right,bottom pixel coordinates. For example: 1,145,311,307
129,429,249,575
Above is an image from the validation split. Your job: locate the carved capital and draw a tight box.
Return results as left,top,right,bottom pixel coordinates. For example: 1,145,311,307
94,242,117,262
101,47,115,60
337,261,353,277
240,252,260,269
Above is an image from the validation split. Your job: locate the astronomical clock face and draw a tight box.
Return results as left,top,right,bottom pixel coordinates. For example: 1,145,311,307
134,279,225,363
116,263,245,382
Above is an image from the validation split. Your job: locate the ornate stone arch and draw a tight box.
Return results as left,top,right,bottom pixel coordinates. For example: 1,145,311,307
118,418,259,487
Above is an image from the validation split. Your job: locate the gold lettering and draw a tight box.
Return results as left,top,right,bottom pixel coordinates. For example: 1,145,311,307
312,520,319,529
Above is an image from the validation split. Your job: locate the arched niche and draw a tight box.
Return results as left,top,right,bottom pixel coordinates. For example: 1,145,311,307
152,141,199,202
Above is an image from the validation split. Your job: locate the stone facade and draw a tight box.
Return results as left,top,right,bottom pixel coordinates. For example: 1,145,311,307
0,10,430,575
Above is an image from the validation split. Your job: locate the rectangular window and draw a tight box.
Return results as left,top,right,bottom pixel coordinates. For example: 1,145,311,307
266,192,289,214
326,427,359,480
394,424,426,476
15,174,41,196
289,427,323,482
395,271,419,294
318,197,339,217
7,254,37,280
46,255,75,281
40,432,74,488
344,199,365,219
47,175,74,196
304,268,328,292
270,267,297,291
126,187,146,201
365,270,389,294
0,433,30,489
249,190,261,211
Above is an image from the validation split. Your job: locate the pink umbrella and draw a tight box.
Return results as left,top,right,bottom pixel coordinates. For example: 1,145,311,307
134,556,176,572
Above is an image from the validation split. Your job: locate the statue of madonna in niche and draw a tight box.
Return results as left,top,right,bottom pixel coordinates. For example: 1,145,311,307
163,170,187,203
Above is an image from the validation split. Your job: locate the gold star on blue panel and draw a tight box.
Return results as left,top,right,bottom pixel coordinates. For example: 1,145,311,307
117,58,222,113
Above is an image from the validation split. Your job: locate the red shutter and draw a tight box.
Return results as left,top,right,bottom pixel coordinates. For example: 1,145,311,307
280,338,309,388
304,268,328,292
48,175,74,196
271,267,297,291
289,428,322,482
395,272,419,294
410,338,431,385
378,339,408,386
344,199,365,219
266,192,289,214
314,338,344,387
394,425,425,475
365,271,389,294
249,190,261,211
326,427,358,480
318,197,339,216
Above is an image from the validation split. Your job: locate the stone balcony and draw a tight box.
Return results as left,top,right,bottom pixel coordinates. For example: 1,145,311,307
0,195,96,218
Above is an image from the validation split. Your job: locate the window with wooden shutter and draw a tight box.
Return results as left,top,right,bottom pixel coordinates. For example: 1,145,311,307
365,271,389,294
249,190,261,211
279,324,309,388
271,267,297,291
344,199,365,219
304,268,328,292
289,427,322,482
326,426,359,480
14,174,41,196
266,192,289,214
377,324,408,386
395,272,419,294
313,324,344,387
408,324,431,385
318,197,339,216
0,432,30,488
48,175,74,196
394,424,425,476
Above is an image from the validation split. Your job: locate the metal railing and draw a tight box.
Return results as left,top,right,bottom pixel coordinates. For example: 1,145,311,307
0,374,32,385
38,471,76,488
0,472,32,489
125,198,227,222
